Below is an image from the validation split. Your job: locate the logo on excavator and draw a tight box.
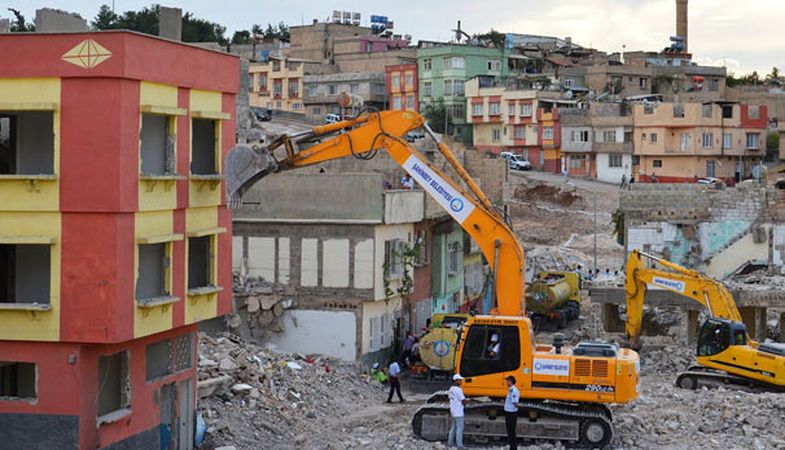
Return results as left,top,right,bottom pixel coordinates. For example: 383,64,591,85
450,198,464,212
402,155,475,224
433,340,451,357
533,358,570,376
652,276,685,293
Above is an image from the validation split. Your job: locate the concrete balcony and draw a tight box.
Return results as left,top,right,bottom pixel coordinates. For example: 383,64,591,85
384,189,424,224
593,142,633,154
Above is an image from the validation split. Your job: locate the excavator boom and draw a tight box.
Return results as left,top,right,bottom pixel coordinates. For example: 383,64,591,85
226,110,525,316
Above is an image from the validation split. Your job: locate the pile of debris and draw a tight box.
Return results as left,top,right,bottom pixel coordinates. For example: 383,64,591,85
198,332,384,449
229,275,294,339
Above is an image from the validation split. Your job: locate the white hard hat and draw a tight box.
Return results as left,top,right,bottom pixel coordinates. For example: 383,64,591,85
452,374,464,381
372,362,379,369
491,334,499,342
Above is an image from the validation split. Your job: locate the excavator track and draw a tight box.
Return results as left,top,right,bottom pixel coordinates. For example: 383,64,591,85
676,366,785,393
426,390,449,404
412,400,614,448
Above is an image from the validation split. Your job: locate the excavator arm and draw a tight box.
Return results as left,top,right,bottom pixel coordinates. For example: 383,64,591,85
625,249,741,348
226,110,525,316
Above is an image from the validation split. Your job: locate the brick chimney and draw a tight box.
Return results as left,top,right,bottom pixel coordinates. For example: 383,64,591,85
676,0,688,53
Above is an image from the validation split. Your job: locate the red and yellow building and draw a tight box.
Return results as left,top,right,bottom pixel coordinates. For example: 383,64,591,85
0,31,235,449
385,63,418,111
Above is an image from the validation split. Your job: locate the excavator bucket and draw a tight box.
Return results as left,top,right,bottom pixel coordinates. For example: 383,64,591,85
224,144,278,208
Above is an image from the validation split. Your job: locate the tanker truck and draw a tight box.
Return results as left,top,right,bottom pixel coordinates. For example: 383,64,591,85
526,271,582,329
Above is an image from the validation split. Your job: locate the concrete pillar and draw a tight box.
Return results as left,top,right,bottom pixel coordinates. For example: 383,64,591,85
681,310,699,346
158,6,182,41
756,307,767,342
601,304,624,333
34,8,87,32
739,307,768,342
780,312,785,343
0,19,10,33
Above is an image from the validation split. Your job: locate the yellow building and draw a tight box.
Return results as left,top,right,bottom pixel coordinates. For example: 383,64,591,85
249,56,320,114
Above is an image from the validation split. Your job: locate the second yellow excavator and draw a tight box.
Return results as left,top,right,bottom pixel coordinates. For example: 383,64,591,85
625,249,785,391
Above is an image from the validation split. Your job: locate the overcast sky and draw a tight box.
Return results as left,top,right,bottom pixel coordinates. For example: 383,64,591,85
6,0,783,75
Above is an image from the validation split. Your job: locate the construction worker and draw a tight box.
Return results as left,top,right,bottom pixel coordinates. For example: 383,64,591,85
386,360,404,403
448,374,468,448
504,375,520,450
370,362,388,384
402,331,416,367
487,333,500,359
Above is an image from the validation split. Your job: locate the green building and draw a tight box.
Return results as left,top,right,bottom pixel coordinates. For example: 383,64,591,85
417,42,508,142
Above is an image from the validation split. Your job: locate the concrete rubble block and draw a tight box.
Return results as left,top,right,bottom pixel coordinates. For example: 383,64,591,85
35,8,87,32
158,6,182,41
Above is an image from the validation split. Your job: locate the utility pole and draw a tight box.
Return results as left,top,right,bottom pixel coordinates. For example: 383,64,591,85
593,193,598,274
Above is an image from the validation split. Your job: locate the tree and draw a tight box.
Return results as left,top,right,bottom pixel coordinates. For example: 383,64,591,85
115,5,160,35
7,8,35,32
473,29,505,49
251,24,263,36
231,30,252,45
261,22,290,42
765,67,783,87
422,98,446,133
182,12,227,45
91,4,118,30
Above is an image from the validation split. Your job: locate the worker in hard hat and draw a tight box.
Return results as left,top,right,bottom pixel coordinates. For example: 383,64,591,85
370,362,388,384
448,374,468,449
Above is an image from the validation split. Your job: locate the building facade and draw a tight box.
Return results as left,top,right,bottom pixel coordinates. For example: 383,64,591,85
418,43,509,142
233,173,424,367
633,102,768,183
303,72,387,120
386,63,419,111
248,56,321,114
0,31,235,449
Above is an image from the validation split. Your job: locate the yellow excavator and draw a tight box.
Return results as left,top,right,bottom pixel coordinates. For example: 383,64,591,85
227,110,639,447
625,250,785,391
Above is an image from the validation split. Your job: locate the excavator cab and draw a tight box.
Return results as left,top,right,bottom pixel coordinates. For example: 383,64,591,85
697,318,747,357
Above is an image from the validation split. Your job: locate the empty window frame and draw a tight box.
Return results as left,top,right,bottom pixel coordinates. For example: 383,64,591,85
97,351,130,418
0,362,36,400
722,105,733,119
135,243,170,301
384,239,405,278
191,119,218,175
0,244,51,305
140,114,175,176
146,339,173,381
653,159,663,168
0,111,55,175
673,104,685,118
650,133,658,143
188,236,214,290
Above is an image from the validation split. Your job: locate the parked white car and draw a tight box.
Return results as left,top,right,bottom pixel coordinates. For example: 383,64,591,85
508,155,532,171
500,151,518,162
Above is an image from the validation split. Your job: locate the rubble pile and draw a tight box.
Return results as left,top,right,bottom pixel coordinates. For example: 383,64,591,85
197,332,436,450
614,378,785,449
229,275,294,338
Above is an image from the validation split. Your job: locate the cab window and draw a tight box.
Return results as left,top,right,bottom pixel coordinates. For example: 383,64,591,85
460,325,520,377
697,321,730,356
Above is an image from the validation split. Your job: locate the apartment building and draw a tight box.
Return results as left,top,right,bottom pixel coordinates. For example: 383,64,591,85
592,103,634,183
418,43,509,142
303,72,387,120
586,64,652,98
248,56,321,114
0,32,235,449
464,77,562,171
286,21,415,73
386,63,419,111
233,173,424,366
633,102,768,182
